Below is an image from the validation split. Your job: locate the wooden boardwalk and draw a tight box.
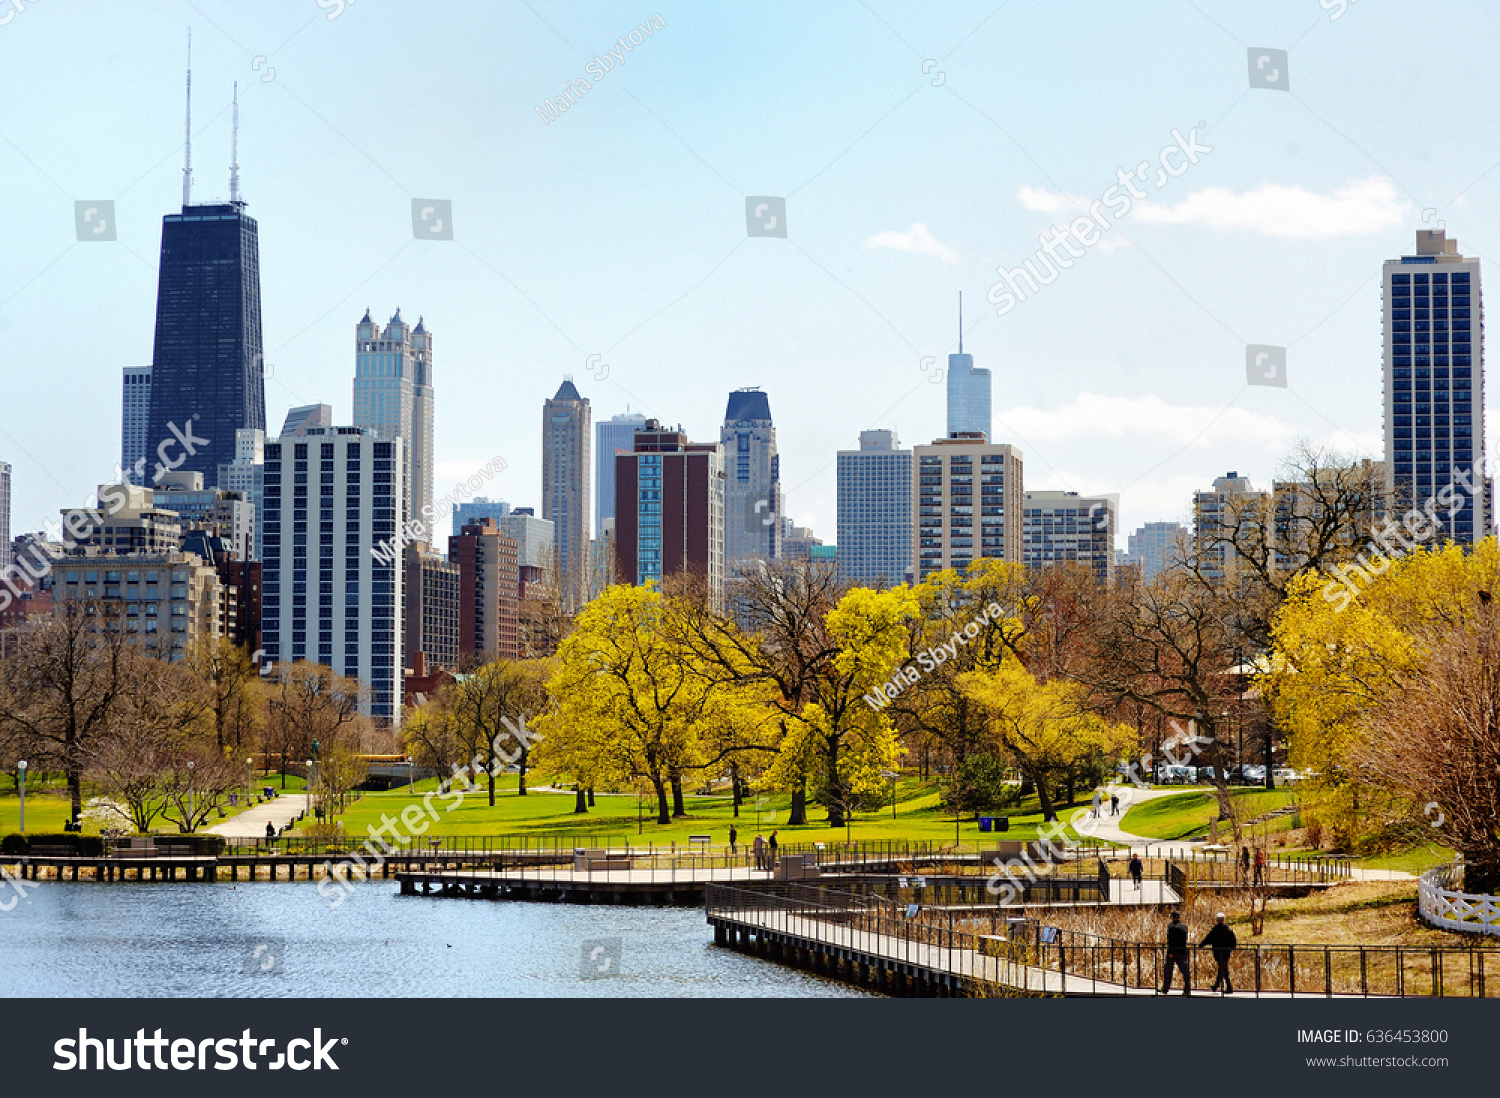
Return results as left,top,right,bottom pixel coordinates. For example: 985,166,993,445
708,899,1394,998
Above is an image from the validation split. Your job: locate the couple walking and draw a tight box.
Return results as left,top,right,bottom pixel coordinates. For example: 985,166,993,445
751,829,779,870
1162,911,1238,995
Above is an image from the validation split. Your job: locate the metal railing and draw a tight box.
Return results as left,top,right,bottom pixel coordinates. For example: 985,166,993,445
706,881,1499,998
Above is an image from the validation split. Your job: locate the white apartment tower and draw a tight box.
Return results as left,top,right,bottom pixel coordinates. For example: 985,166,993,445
259,427,405,724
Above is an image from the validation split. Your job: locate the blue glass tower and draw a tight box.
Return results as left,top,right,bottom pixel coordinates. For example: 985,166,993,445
946,294,991,439
1383,229,1486,542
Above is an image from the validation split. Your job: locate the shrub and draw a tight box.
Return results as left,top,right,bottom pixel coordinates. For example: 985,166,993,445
0,833,25,856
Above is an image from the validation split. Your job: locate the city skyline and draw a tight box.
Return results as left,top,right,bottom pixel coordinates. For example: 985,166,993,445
4,3,1498,556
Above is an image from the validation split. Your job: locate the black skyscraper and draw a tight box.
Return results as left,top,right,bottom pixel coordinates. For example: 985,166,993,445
145,200,265,486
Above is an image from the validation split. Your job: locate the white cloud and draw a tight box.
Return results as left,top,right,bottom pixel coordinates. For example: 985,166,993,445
1132,176,1409,239
1015,184,1089,215
998,392,1300,449
862,222,960,265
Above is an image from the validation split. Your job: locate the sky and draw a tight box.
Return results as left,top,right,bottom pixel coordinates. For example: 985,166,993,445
2,0,1499,551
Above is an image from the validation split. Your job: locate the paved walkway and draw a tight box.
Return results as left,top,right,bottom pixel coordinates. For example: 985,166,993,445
1079,784,1415,883
206,793,308,839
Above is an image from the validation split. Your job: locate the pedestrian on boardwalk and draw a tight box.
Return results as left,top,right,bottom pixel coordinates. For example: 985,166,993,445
1109,792,1119,816
768,830,779,863
1200,912,1237,994
1128,852,1144,890
1253,847,1266,886
753,833,766,871
1090,791,1101,819
1239,845,1251,883
264,821,276,842
1162,911,1191,996
728,825,738,856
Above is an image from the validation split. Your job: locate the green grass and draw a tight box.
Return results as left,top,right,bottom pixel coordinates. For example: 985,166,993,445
293,773,1107,850
1355,842,1455,876
1120,788,1299,841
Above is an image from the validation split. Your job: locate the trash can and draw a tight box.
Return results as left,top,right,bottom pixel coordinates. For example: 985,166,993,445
978,817,993,833
996,816,1010,832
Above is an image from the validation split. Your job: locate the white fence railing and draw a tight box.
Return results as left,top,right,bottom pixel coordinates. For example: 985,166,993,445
1419,863,1500,936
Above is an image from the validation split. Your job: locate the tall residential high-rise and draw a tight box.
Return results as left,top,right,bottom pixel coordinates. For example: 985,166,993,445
449,518,519,662
353,309,435,528
596,410,648,532
279,404,333,438
835,429,912,587
260,427,404,723
721,388,782,563
913,433,1023,581
452,497,510,538
542,379,590,604
1022,490,1117,584
1124,521,1188,580
1383,228,1486,541
945,295,991,439
403,542,460,674
121,366,152,485
1193,471,1266,586
146,63,264,489
613,421,724,602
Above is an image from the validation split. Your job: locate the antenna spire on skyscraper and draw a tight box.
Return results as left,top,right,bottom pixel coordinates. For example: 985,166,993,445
182,28,193,208
958,291,963,354
229,81,240,205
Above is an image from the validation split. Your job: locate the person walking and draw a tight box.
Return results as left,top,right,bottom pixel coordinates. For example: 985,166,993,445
1253,847,1266,886
264,821,276,843
1090,791,1101,819
1162,911,1191,996
1128,852,1144,891
752,833,766,871
768,830,779,864
728,825,738,856
1109,793,1120,816
1200,912,1238,994
1239,845,1251,884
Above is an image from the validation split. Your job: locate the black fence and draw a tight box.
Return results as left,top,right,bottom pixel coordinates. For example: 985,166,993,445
706,881,1500,998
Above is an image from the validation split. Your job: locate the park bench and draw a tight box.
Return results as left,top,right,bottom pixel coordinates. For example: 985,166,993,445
112,837,158,859
573,848,633,872
688,835,712,852
29,843,77,858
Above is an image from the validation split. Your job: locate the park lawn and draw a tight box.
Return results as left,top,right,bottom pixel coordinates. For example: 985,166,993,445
1355,842,1455,876
1121,788,1299,841
0,772,308,836
300,773,1105,850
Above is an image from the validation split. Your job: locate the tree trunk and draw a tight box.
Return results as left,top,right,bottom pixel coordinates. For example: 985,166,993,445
1036,777,1056,823
587,787,595,807
653,777,670,824
573,784,588,814
488,763,497,807
517,747,528,796
788,782,807,826
731,764,742,818
1463,851,1500,896
670,775,686,818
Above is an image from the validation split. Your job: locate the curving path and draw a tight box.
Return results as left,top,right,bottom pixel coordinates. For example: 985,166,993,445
1079,784,1415,883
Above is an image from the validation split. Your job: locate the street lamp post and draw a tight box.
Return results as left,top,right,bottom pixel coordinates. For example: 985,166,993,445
306,759,314,817
16,760,27,834
246,758,254,807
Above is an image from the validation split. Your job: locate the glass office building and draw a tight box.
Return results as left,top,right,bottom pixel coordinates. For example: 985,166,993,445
146,202,265,488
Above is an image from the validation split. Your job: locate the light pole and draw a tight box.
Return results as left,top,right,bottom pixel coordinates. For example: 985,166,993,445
246,757,254,807
16,760,26,834
305,759,314,817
